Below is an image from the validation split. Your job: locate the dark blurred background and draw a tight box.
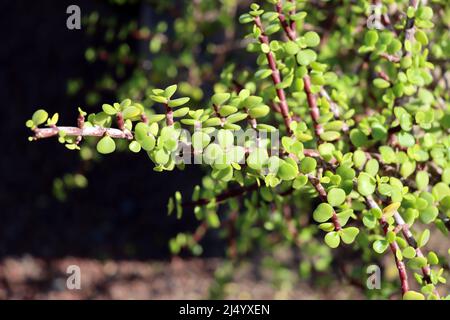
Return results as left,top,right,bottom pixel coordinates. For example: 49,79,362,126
0,0,215,261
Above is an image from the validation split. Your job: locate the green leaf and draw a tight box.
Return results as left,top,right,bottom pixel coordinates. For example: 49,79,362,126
379,146,397,164
327,188,346,207
293,175,308,189
407,256,427,269
245,96,264,108
219,105,238,117
336,166,355,180
373,239,389,254
164,84,177,98
150,95,168,104
320,131,340,141
427,252,439,265
217,129,234,148
300,157,317,174
96,136,116,154
364,30,378,46
403,291,425,300
318,143,335,161
212,93,231,106
227,112,248,124
203,117,222,127
432,182,450,202
403,246,417,259
102,104,117,115
277,160,298,181
337,209,353,226
122,106,141,119
415,30,428,45
365,159,379,176
255,69,273,80
350,129,368,147
304,31,320,47
419,205,440,224
290,11,307,21
373,78,390,89
324,231,340,248
313,203,334,223
154,148,170,165
382,202,400,219
32,109,49,126
415,171,429,190
247,148,268,171
148,114,166,123
192,131,211,150
140,135,156,151
418,229,430,248
172,107,189,118
340,227,359,244
129,141,141,153
363,214,377,229
296,49,317,66
285,41,299,55
175,191,182,219
239,13,253,24
353,150,367,168
168,97,190,108
265,23,280,35
398,132,415,147
357,172,376,196
248,105,270,118
47,113,59,126
416,6,433,20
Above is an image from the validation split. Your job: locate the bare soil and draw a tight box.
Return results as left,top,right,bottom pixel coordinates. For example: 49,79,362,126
0,256,363,300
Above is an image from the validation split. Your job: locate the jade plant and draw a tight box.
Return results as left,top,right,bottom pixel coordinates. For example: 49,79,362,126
27,0,449,299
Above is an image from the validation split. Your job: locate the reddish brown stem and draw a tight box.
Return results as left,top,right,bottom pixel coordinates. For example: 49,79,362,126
379,52,400,63
183,183,259,207
365,196,409,295
381,217,410,295
192,221,208,243
307,175,341,231
254,16,293,134
304,75,324,138
116,112,125,131
165,103,174,126
275,2,297,40
140,113,149,124
288,0,297,32
76,112,85,144
393,212,436,292
213,104,226,126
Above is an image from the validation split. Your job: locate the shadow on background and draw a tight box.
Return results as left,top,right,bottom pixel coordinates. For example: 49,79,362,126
0,0,220,260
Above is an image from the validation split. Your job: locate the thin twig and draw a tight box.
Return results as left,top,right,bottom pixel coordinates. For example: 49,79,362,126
254,16,293,133
33,126,133,140
365,196,409,295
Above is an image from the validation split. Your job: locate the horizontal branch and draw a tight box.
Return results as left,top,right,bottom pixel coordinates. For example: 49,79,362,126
32,126,133,140
183,182,259,207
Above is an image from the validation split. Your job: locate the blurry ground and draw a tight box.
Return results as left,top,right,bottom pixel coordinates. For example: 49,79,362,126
0,256,363,300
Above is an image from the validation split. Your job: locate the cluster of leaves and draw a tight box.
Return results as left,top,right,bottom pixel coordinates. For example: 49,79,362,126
28,0,450,299
56,0,247,200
